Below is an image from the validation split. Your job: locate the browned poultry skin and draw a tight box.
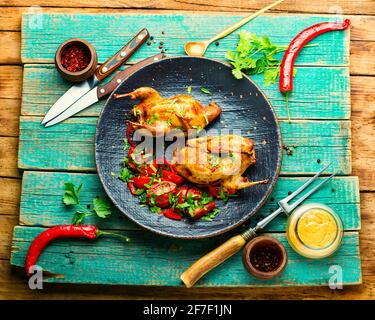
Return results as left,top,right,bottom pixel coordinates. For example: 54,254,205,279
173,135,268,193
117,87,222,135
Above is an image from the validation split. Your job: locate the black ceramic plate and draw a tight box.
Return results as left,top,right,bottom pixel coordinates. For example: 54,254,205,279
95,57,282,239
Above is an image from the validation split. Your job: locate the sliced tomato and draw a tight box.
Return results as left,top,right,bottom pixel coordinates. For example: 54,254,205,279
140,161,159,176
187,187,203,200
161,170,184,185
147,181,177,208
174,186,189,204
133,176,152,189
190,201,216,220
161,209,182,221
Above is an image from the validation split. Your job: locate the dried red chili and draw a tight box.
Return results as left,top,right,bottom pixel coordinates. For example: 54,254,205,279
61,45,90,72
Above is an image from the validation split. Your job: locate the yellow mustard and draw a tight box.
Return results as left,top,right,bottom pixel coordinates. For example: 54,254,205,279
286,204,343,259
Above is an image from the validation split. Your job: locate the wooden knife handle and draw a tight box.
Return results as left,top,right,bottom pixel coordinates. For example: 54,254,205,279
97,53,166,100
95,28,149,82
180,235,246,288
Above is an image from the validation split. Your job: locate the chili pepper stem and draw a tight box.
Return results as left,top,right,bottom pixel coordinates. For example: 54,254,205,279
285,91,291,123
96,230,131,242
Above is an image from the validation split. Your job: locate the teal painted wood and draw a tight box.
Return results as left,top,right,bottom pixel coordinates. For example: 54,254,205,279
21,64,350,120
19,171,360,232
21,14,349,66
10,226,361,286
18,117,351,174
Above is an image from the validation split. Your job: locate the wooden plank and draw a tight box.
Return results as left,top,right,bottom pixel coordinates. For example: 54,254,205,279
18,116,351,174
2,0,375,15
0,32,21,64
0,98,21,137
1,7,374,42
0,215,18,260
0,177,21,215
351,76,375,191
0,66,22,99
21,14,350,65
21,65,350,120
350,41,375,75
0,137,20,178
19,171,360,232
10,226,361,286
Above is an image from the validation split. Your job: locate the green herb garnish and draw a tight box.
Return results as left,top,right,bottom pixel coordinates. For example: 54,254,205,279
118,167,131,182
200,87,212,95
63,182,112,225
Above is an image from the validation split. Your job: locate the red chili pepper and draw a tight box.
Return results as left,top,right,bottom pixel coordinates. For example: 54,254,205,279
190,201,216,220
161,170,184,185
126,122,135,147
127,182,138,195
25,225,98,276
161,209,182,220
280,19,350,94
25,225,130,276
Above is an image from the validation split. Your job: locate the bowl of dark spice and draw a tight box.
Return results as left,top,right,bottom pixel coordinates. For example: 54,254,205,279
242,236,288,280
55,38,98,82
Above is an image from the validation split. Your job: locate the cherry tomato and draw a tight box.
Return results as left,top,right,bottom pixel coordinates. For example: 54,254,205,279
133,176,151,189
147,181,177,208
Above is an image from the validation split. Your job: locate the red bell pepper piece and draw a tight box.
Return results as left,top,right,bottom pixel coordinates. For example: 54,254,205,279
190,201,217,220
161,169,184,185
127,182,138,195
161,209,182,220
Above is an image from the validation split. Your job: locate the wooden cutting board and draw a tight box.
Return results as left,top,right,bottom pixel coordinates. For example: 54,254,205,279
10,13,361,287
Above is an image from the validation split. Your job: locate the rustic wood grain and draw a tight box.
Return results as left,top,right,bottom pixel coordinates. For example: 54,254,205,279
0,0,373,299
0,177,21,215
0,98,21,137
0,66,22,99
0,137,20,178
1,0,375,15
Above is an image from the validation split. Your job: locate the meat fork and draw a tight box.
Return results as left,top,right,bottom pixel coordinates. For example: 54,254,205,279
181,162,336,288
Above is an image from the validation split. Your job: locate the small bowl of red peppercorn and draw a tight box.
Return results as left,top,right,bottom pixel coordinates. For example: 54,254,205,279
242,235,288,280
55,38,98,82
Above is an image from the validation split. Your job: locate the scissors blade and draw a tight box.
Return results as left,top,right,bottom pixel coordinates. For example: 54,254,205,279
44,87,99,127
41,76,98,125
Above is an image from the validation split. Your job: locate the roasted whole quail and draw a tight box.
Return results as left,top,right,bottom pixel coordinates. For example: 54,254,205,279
173,135,268,193
115,87,221,135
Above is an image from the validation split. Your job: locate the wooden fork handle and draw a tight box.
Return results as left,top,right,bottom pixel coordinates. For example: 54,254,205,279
95,28,149,81
180,235,246,288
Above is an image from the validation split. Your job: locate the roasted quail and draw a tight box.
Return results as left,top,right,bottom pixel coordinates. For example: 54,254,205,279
115,87,221,135
173,135,268,193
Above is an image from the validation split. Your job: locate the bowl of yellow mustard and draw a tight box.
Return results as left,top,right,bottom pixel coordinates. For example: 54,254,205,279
286,203,343,259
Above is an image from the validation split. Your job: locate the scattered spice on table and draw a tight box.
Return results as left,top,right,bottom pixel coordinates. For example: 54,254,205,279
61,45,90,72
282,144,295,156
250,245,282,272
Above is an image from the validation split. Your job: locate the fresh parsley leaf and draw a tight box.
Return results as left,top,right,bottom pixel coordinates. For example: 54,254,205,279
200,87,212,95
72,211,90,225
187,85,192,94
118,167,131,182
201,208,221,221
264,67,280,87
93,197,112,219
63,182,82,206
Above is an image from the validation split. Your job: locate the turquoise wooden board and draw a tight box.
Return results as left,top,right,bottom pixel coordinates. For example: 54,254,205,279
12,12,360,288
21,65,350,120
21,14,349,66
11,226,361,286
18,117,351,174
19,171,360,232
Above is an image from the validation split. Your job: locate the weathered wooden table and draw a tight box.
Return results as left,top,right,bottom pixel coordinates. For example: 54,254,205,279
0,0,374,299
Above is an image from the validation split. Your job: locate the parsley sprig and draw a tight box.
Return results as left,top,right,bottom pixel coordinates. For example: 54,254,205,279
225,31,287,85
63,182,112,225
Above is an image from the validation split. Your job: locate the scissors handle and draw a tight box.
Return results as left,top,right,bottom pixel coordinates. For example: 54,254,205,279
97,53,166,99
95,28,149,82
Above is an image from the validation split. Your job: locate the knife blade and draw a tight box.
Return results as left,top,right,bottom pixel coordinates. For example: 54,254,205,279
44,53,166,127
41,28,149,125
